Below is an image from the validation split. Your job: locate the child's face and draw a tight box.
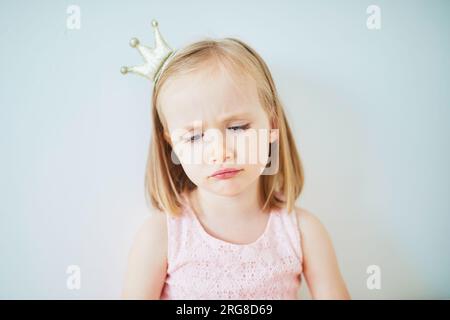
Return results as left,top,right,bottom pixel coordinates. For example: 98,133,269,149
159,64,278,197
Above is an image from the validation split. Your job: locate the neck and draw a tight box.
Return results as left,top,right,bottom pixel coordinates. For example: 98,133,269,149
189,178,263,222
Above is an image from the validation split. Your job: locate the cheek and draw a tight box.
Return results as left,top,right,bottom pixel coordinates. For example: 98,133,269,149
233,130,271,166
181,162,201,173
179,163,208,187
172,142,204,165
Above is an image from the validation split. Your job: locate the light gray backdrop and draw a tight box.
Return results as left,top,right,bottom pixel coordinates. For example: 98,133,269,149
0,0,449,299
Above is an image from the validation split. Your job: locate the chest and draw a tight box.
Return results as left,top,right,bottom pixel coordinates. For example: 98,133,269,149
196,214,271,245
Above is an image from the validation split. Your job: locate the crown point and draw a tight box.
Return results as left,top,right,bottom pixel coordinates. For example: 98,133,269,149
120,66,128,74
152,19,158,28
129,38,140,48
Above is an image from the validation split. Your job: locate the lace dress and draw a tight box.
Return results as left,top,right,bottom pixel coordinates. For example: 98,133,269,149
160,194,303,299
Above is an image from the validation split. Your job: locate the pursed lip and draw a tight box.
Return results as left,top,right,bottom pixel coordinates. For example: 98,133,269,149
210,168,243,177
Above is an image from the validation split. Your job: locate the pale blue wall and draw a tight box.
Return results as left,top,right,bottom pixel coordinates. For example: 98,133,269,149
0,0,449,299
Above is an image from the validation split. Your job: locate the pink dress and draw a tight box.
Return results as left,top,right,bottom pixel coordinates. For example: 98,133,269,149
160,194,303,299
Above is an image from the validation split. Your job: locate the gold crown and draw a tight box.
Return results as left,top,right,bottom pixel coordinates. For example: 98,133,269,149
120,19,175,83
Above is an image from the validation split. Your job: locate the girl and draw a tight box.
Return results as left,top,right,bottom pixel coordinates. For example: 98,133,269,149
121,35,350,299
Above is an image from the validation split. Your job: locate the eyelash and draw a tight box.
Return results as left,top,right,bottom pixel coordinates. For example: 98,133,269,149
185,123,251,143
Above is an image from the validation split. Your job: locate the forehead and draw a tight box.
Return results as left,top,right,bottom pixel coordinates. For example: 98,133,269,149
159,63,262,131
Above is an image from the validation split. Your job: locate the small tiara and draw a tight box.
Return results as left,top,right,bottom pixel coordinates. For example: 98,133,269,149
120,19,175,83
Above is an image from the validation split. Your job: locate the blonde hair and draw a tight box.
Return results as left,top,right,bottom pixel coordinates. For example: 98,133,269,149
145,37,304,216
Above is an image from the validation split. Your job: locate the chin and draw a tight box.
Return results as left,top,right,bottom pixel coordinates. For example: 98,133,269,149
207,178,259,197
213,188,245,197
195,180,242,197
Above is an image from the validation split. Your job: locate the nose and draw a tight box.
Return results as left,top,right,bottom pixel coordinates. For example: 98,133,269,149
205,130,234,164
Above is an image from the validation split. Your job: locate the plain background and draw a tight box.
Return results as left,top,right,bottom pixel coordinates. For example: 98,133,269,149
0,0,449,299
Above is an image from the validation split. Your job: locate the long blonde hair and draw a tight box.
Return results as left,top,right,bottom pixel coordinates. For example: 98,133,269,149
145,37,304,216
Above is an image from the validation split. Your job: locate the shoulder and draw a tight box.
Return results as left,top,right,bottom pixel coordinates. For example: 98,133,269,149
294,206,323,230
293,206,332,243
122,209,168,299
129,209,168,260
293,207,350,299
135,209,168,242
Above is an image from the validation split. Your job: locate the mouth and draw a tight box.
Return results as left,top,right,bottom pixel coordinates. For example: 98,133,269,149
210,168,243,179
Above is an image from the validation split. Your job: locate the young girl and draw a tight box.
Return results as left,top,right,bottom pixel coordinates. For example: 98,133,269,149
121,23,350,299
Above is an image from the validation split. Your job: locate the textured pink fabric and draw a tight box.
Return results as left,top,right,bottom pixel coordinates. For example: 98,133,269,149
160,194,303,300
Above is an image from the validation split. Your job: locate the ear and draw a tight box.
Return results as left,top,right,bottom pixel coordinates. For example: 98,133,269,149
269,129,279,144
163,130,173,146
269,117,279,144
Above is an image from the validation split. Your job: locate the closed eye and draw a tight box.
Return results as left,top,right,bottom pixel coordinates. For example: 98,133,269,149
184,123,251,143
227,123,250,131
186,133,202,143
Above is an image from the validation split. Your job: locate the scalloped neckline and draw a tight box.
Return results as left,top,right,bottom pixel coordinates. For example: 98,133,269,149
182,194,274,248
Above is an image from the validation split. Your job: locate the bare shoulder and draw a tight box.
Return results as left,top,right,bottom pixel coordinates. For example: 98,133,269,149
136,209,168,241
293,206,335,255
294,206,329,237
130,209,168,257
293,206,350,299
122,209,168,299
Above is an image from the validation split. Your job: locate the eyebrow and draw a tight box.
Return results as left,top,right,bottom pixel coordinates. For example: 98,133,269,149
182,112,253,131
